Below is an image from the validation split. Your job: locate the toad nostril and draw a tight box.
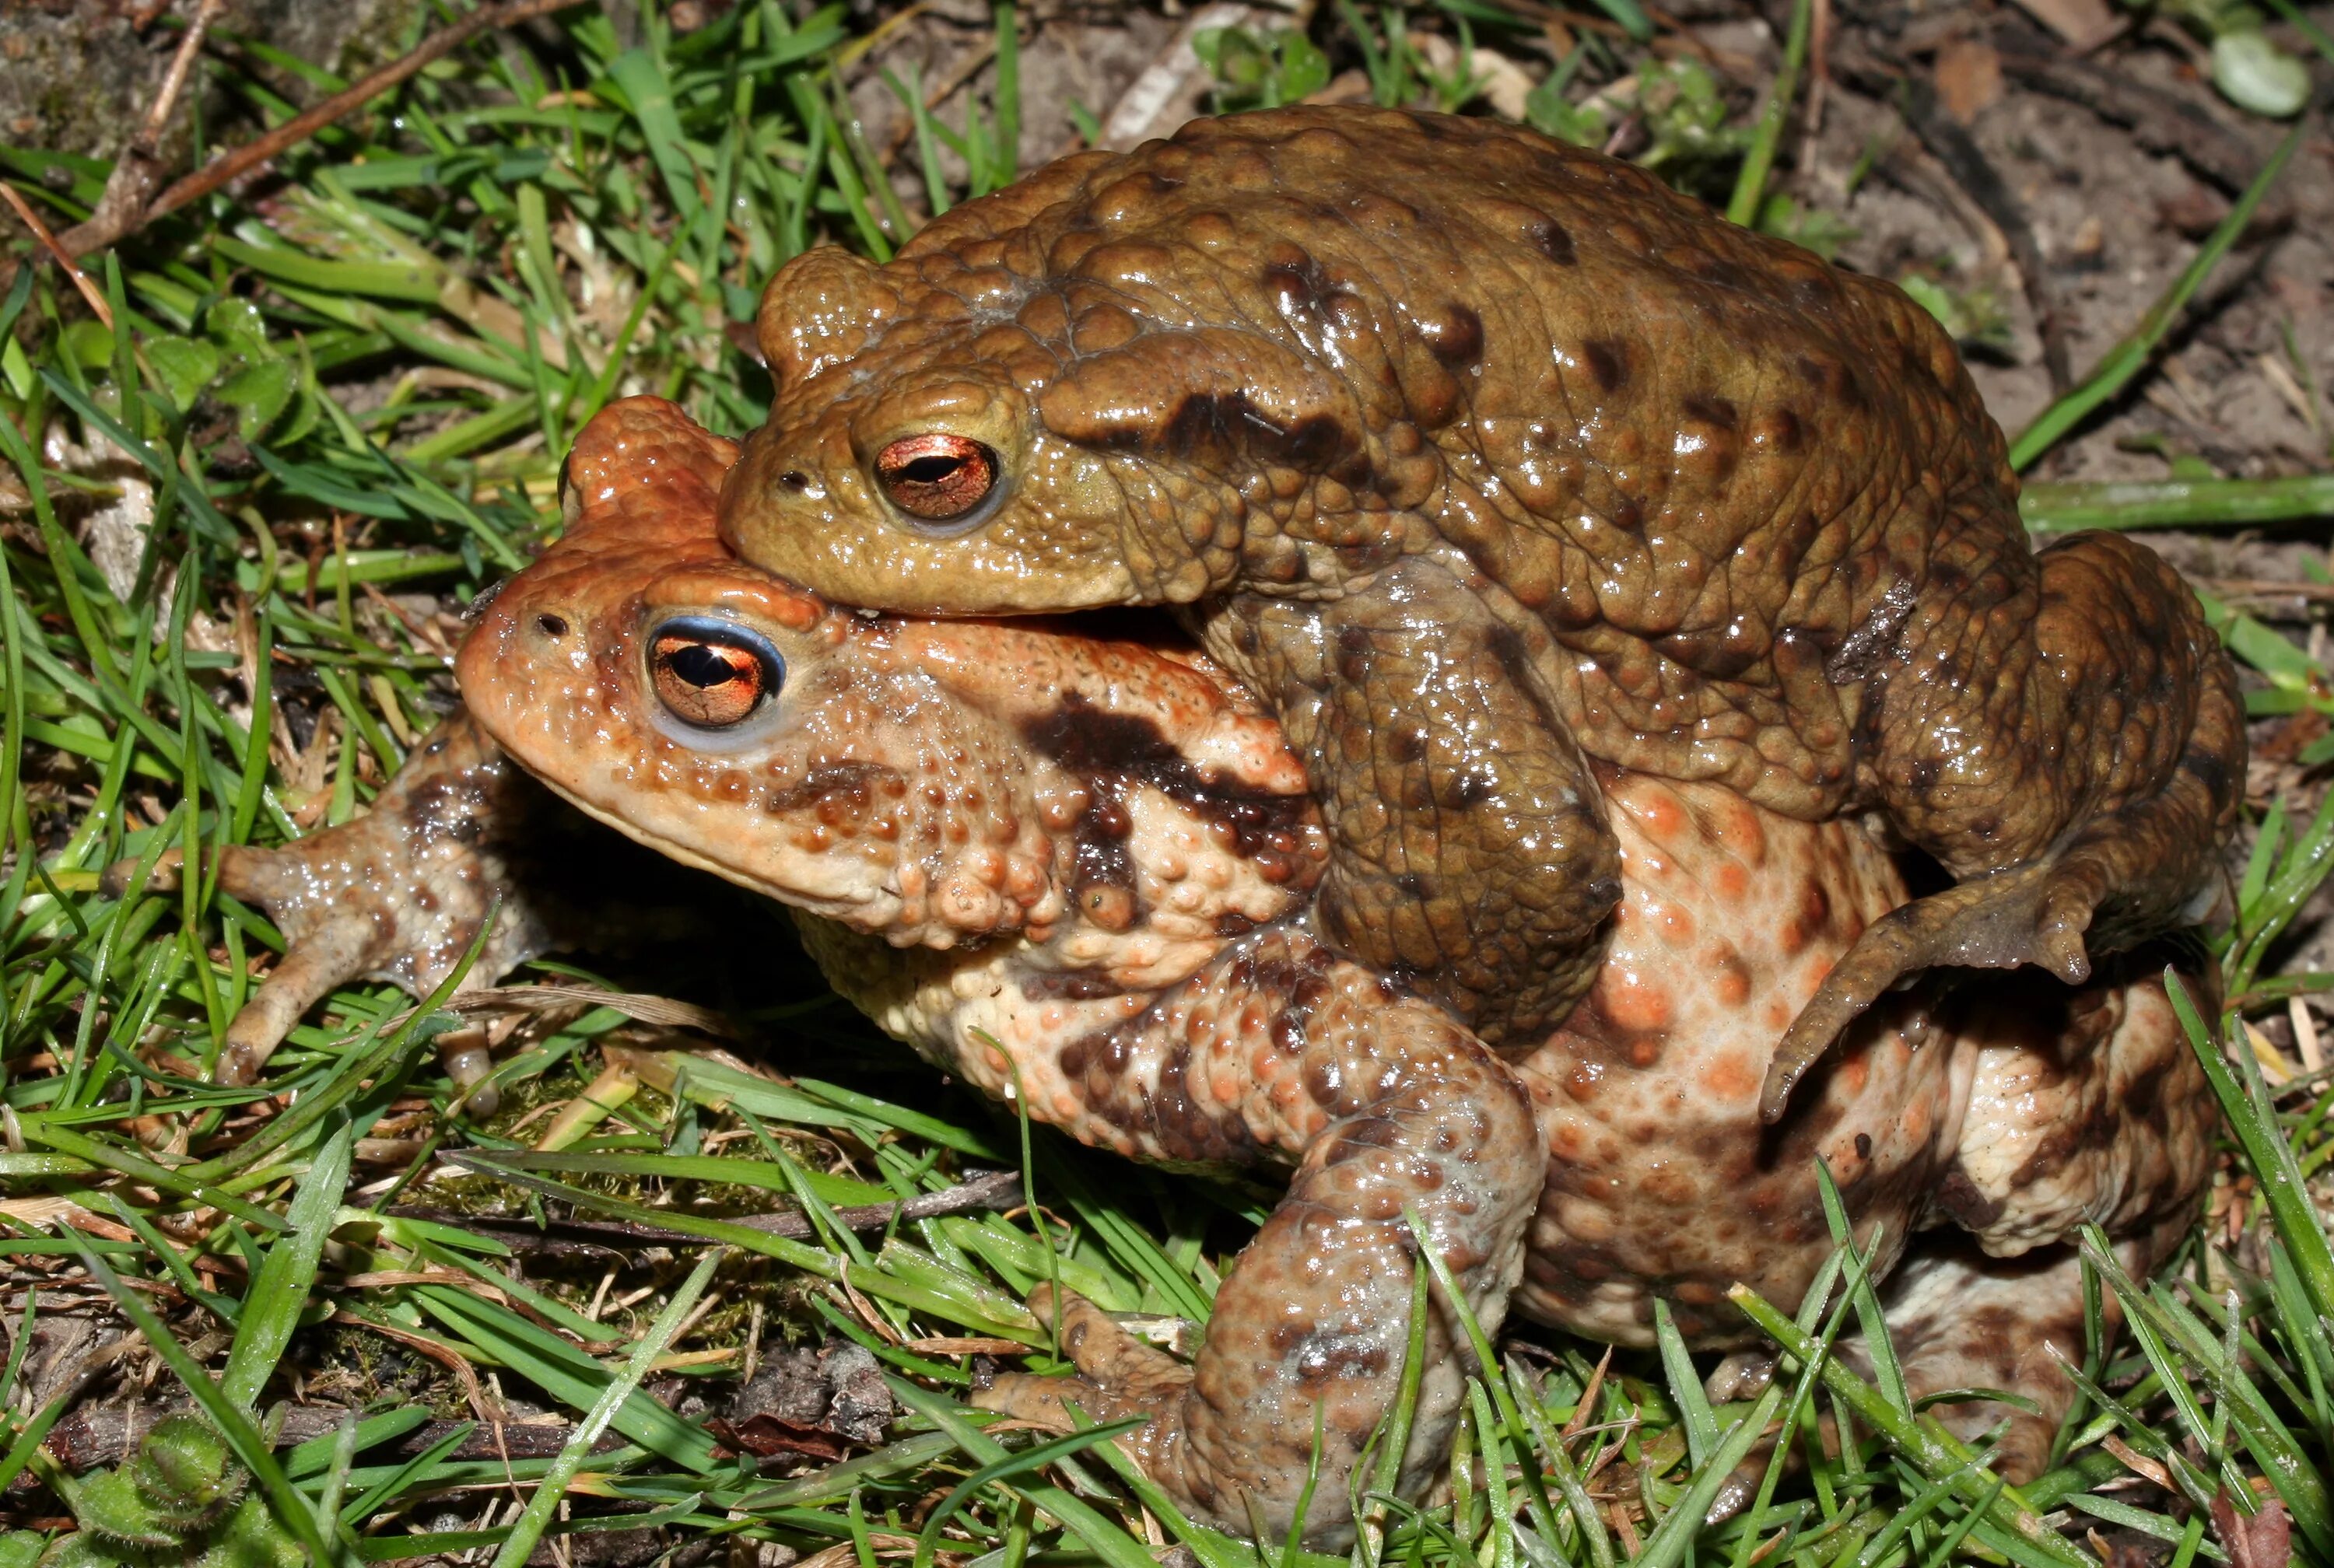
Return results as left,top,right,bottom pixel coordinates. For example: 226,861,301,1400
778,470,810,492
535,613,570,638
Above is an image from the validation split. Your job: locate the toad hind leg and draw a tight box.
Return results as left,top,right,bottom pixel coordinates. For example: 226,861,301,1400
1872,954,2209,1472
1700,1242,2111,1522
1765,530,2241,1119
1214,559,1621,1049
1865,1236,2175,1482
978,923,1544,1548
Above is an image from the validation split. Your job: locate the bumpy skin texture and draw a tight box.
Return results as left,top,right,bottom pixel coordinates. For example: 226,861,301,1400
209,401,2215,1543
720,105,2243,1079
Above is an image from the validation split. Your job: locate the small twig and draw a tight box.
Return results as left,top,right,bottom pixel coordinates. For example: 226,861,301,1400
1994,42,2267,197
0,184,114,327
421,1163,1026,1245
2199,578,2334,604
139,1,226,148
382,982,738,1040
880,39,1001,166
37,1405,619,1475
1795,0,1832,177
49,0,231,273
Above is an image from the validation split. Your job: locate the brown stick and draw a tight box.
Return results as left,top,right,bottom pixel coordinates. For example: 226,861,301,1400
16,0,585,280
139,2,229,152
1898,75,2073,395
2200,578,2334,604
0,185,114,327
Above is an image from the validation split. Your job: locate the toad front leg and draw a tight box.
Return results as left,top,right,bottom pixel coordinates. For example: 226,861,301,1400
107,712,552,1091
977,923,1545,1547
1214,559,1621,1048
1765,528,2242,1116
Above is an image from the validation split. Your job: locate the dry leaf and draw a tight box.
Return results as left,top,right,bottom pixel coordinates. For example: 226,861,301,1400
2210,1489,2292,1568
1934,40,2004,124
704,1413,850,1461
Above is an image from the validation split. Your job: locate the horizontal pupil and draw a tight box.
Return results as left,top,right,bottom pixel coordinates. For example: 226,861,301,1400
666,643,747,688
899,455,962,483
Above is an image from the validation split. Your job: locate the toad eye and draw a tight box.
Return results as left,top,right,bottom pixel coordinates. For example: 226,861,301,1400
874,433,999,527
648,619,784,730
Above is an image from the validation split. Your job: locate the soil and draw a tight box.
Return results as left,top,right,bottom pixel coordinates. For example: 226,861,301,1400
0,0,429,159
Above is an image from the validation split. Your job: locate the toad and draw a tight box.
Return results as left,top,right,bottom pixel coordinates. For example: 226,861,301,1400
180,400,2213,1544
720,106,2243,1117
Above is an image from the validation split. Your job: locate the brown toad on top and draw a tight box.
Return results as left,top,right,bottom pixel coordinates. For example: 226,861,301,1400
188,400,2214,1545
720,106,2243,1111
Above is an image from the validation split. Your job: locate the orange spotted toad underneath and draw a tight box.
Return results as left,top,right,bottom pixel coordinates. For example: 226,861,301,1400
184,399,2217,1545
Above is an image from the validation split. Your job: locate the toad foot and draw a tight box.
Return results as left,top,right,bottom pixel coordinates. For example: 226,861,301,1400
104,713,548,1095
1760,858,2086,1121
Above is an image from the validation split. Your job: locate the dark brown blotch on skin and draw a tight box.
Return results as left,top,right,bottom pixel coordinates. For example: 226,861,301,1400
763,761,895,817
1022,695,1317,864
1580,338,1628,395
1530,218,1577,266
1159,390,1354,471
1682,395,1739,432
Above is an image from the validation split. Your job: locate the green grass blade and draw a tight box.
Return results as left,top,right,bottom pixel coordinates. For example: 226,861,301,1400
489,1247,724,1568
1632,1377,1788,1568
1726,1284,2085,1568
1726,0,1812,227
1653,1297,1719,1469
888,1377,1163,1568
2168,974,2334,1325
913,1416,1148,1568
2021,474,2334,531
221,1115,355,1409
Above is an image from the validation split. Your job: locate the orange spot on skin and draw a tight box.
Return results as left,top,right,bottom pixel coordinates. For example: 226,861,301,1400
1803,955,1835,997
1601,968,1673,1032
1901,1101,1931,1143
1710,948,1752,1006
1719,796,1767,863
1211,1060,1244,1105
1701,1052,1758,1102
1634,788,1688,845
1646,898,1695,945
1716,863,1750,900
1835,1055,1869,1095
